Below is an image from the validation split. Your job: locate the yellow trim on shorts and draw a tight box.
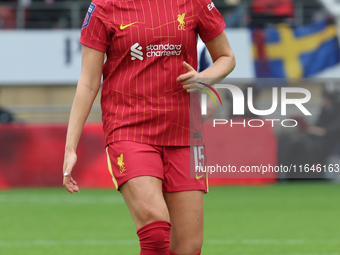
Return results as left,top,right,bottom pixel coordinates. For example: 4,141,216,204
106,147,118,190
205,155,209,193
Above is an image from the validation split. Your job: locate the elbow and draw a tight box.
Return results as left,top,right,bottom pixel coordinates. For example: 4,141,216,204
230,53,236,73
229,47,236,68
226,50,236,75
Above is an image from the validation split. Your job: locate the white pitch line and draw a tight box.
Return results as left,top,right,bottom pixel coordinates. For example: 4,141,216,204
0,239,138,246
0,195,124,204
204,239,340,245
238,254,339,255
0,239,339,247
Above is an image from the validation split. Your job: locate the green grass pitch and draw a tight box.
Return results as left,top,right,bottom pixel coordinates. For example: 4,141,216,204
0,182,339,255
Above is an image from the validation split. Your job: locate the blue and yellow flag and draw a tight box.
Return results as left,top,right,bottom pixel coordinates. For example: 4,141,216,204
253,20,340,78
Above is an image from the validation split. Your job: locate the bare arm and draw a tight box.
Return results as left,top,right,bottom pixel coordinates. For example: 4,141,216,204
200,31,235,79
177,31,236,91
63,45,105,194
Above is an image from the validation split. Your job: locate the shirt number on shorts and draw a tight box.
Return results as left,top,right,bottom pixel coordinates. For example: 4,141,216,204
193,146,205,172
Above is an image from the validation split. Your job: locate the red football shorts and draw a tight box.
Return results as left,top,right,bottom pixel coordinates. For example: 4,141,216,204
106,141,208,193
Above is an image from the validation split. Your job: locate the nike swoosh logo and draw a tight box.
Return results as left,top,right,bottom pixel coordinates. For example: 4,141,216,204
120,22,137,30
196,174,204,179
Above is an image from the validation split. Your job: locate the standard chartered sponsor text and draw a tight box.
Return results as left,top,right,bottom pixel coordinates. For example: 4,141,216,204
146,44,182,57
195,164,340,175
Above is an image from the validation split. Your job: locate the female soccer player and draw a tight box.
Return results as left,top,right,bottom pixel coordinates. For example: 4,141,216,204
63,0,235,254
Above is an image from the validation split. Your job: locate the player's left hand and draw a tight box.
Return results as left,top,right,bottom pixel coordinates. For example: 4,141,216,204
177,61,201,93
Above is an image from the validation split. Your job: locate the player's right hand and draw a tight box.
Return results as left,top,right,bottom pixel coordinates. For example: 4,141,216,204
177,61,201,93
63,151,79,194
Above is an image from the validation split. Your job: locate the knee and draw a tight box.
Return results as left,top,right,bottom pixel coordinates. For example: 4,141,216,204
171,237,203,255
138,204,169,226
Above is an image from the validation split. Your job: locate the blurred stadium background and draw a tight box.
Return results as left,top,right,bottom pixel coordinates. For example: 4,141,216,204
1,0,340,254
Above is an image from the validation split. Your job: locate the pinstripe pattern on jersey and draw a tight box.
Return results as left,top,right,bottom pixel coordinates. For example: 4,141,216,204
80,0,225,147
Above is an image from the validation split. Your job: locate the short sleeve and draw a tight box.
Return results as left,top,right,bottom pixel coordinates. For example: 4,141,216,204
80,0,111,53
196,0,226,43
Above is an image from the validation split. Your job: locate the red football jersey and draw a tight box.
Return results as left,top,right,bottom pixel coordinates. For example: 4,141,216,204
80,0,225,146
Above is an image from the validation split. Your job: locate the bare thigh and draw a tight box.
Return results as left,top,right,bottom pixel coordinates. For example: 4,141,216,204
164,191,204,255
120,176,170,230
